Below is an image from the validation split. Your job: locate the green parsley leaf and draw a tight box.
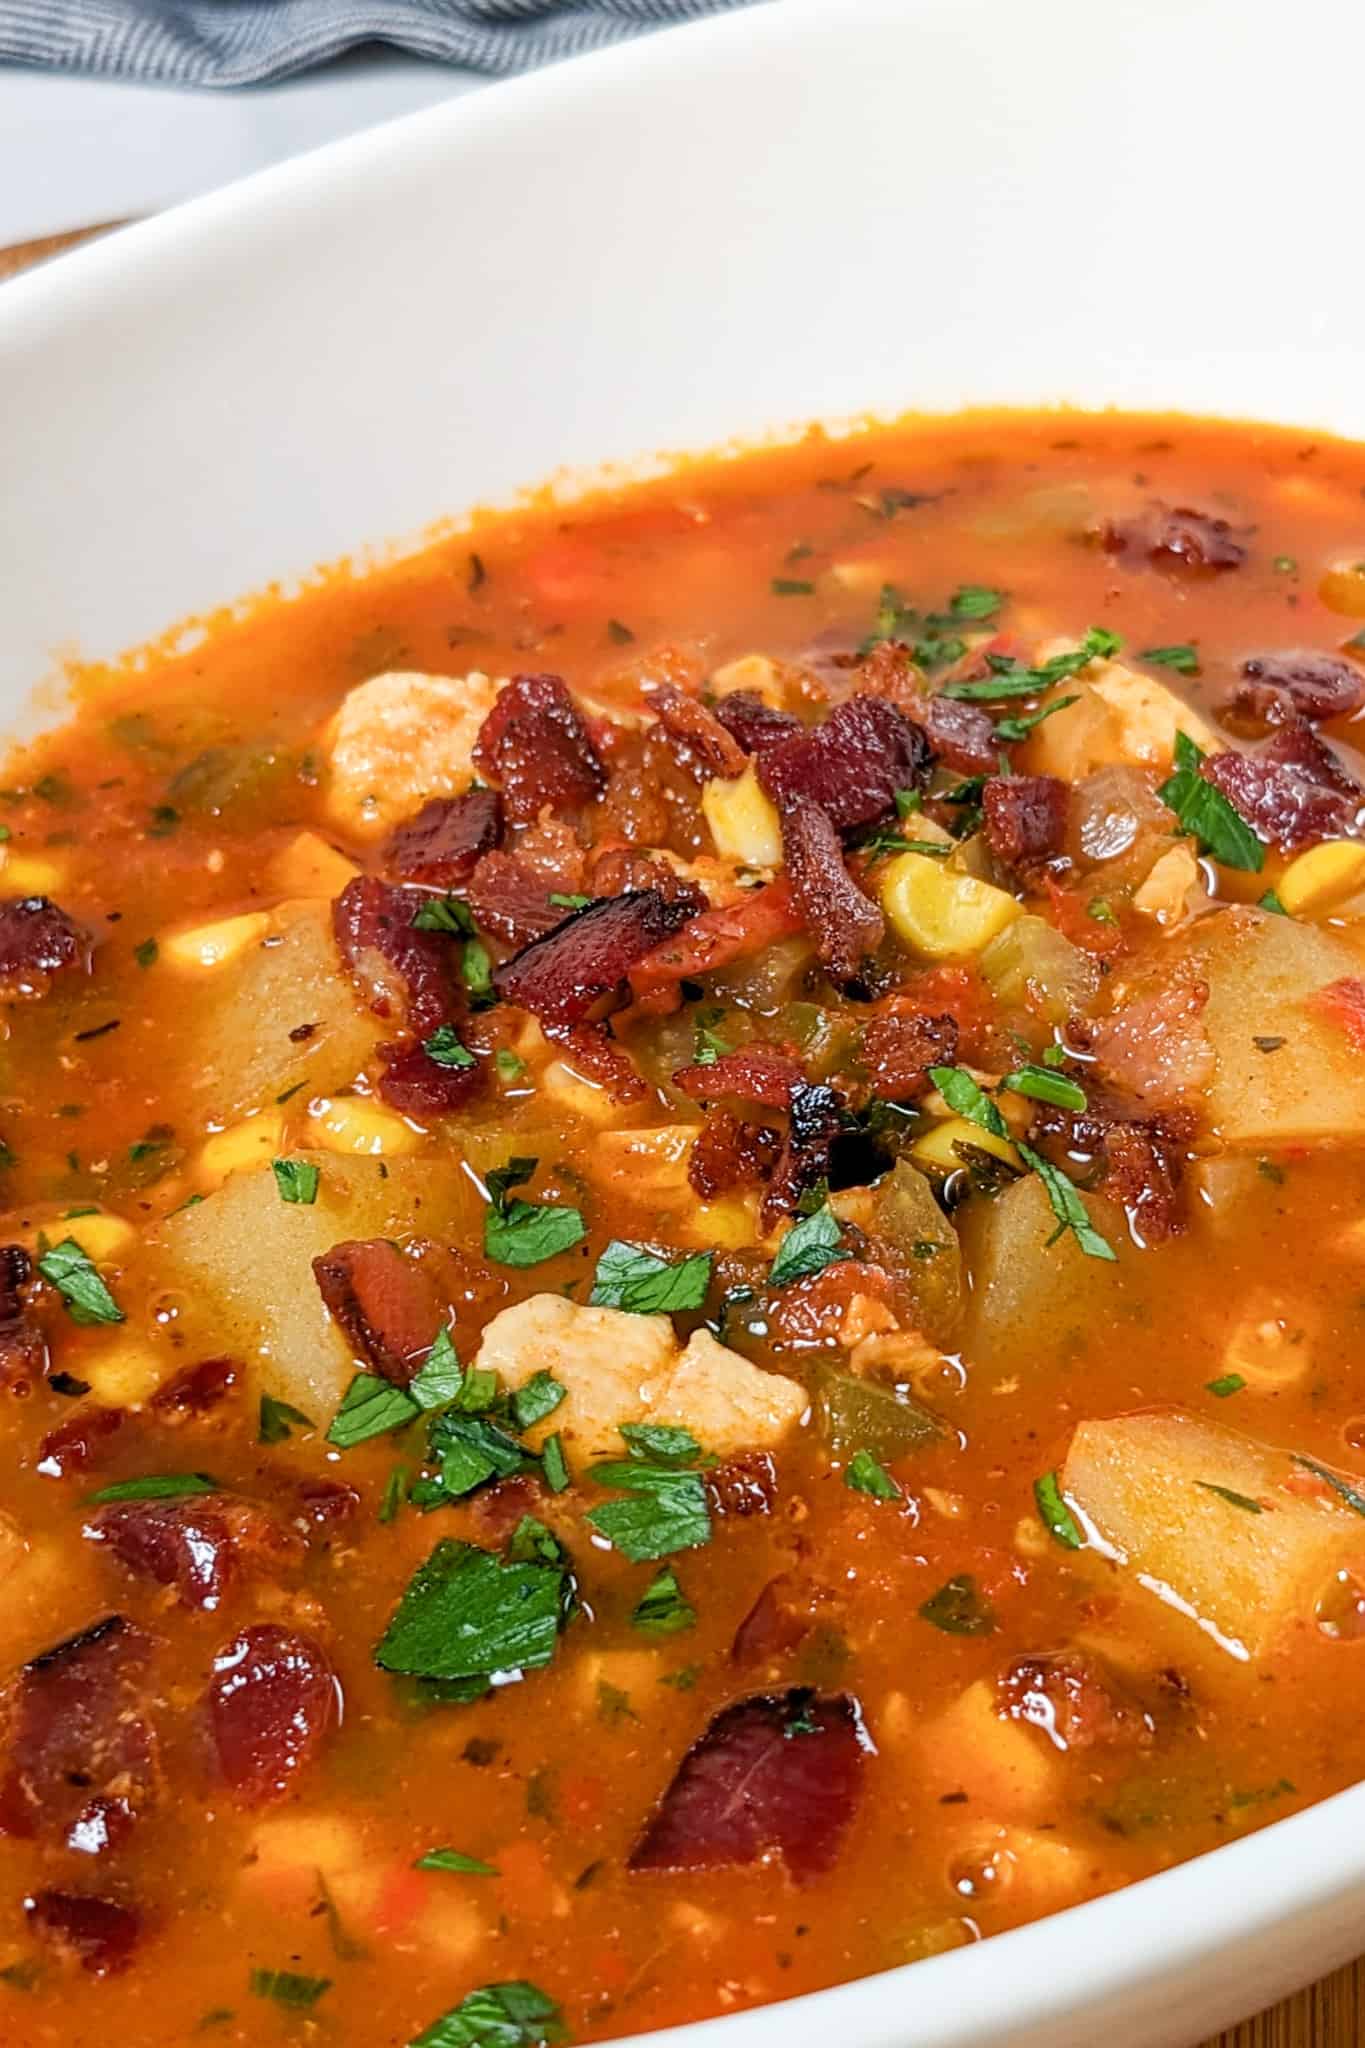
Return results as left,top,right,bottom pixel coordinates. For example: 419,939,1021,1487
1033,1471,1083,1549
510,1371,567,1432
249,1970,331,2011
495,1048,527,1082
940,627,1117,701
412,895,477,935
1157,730,1264,872
375,1538,569,1683
768,1201,846,1287
37,1237,124,1325
630,1565,697,1635
463,937,496,1006
1002,1064,1087,1112
413,1329,463,1410
134,937,158,969
1293,1454,1365,1519
918,1572,996,1635
271,1156,319,1205
541,1432,570,1494
505,1515,568,1569
771,578,815,596
258,1394,314,1444
928,1063,1010,1139
587,1447,711,1562
1206,1372,1246,1399
547,893,590,911
422,1411,528,1502
379,1465,409,1522
89,1473,219,1503
1141,644,1201,676
894,787,922,818
589,1240,713,1315
327,1373,424,1449
607,619,635,645
482,1156,585,1268
1087,897,1119,927
424,1025,477,1069
1016,1141,1118,1262
409,1981,565,2048
943,583,1002,622
414,1848,498,1877
1195,1480,1264,1515
1258,889,1289,916
619,1421,703,1466
845,1448,900,1500
993,694,1079,744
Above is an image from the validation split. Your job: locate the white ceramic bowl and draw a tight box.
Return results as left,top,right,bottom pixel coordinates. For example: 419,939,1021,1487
2,1,1363,2040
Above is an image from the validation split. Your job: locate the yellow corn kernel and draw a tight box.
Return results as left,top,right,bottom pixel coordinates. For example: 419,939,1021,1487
701,764,784,868
41,1209,136,1263
0,851,64,895
199,1112,285,1179
162,911,271,971
880,852,1021,959
691,1196,761,1251
1277,839,1365,916
307,1095,421,1157
540,1058,628,1128
83,1344,165,1406
912,1115,1021,1177
710,653,782,703
267,831,360,901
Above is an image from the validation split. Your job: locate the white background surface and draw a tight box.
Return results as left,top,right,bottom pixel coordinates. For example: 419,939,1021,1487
0,51,484,245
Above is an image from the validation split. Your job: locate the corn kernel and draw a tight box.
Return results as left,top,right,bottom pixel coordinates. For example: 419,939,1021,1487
701,764,783,867
162,911,271,971
880,852,1021,959
198,1112,284,1179
0,851,64,895
1277,839,1365,916
710,654,782,703
912,1115,1021,1177
307,1095,421,1157
84,1344,165,1406
541,1058,627,1128
267,831,360,901
37,1209,136,1263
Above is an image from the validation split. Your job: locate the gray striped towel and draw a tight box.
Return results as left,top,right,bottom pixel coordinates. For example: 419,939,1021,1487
0,0,760,87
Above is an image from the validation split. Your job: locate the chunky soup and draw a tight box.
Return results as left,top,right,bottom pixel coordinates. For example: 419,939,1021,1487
4,413,1365,2046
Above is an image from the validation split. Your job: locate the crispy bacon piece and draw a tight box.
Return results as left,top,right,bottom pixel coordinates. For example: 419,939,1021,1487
472,673,606,824
859,1010,958,1100
25,1890,141,1976
205,1624,339,1804
467,852,570,947
1200,720,1365,851
858,643,1000,774
731,1573,818,1665
377,1037,484,1117
997,1650,1155,1753
149,1356,239,1420
982,775,1069,872
712,690,800,756
312,1239,442,1385
1227,651,1365,732
706,1450,778,1518
384,788,503,887
333,875,461,1040
542,1019,649,1104
890,967,997,1060
585,843,706,915
628,879,805,1000
0,1616,156,1841
1031,1092,1195,1243
687,1110,781,1201
759,694,932,831
1083,975,1211,1113
0,895,89,999
767,1259,894,1346
762,1080,844,1228
495,889,692,1029
1101,502,1249,575
36,1402,124,1477
629,1688,866,1882
296,1479,361,1526
782,798,885,983
84,1494,305,1611
649,683,747,779
468,1473,548,1547
0,1244,45,1392
673,1045,804,1109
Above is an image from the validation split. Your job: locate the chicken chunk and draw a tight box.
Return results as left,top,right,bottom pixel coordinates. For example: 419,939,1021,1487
324,670,504,839
472,1294,805,1456
1028,648,1220,781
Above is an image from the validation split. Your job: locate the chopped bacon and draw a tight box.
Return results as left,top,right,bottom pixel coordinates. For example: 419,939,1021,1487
712,690,800,756
472,673,606,824
1041,873,1126,959
759,694,932,832
84,1494,305,1611
767,1259,894,1346
1101,502,1249,575
997,1650,1155,1753
1227,651,1365,732
25,1890,141,1975
649,683,747,779
782,798,885,983
468,1473,548,1547
0,1616,156,1841
629,1689,866,1883
312,1239,442,1385
467,851,570,947
149,1355,239,1420
205,1624,339,1804
0,1244,45,1392
687,1110,781,1201
334,876,482,1108
1031,1091,1195,1243
706,1450,778,1518
1200,719,1365,851
377,1037,484,1117
762,1081,844,1228
384,788,503,887
858,643,1000,773
1083,975,1212,1112
542,1019,649,1103
859,1010,958,1100
585,843,707,916
65,1793,135,1858
673,1044,804,1109
731,1574,818,1665
495,889,692,1030
0,895,89,999
885,967,998,1059
982,775,1069,872
296,1478,361,1525
37,1402,124,1477
1313,975,1365,1051
628,879,805,1000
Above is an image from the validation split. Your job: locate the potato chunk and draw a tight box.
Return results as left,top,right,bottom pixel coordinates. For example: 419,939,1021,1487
1062,1408,1365,1659
472,1294,805,1456
960,1174,1129,1375
1027,651,1219,779
324,670,503,838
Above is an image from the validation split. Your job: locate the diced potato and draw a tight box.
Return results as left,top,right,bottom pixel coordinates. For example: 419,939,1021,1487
162,911,271,971
1189,1153,1284,1238
0,850,63,894
925,1680,1056,1815
980,915,1100,1027
540,1056,632,1129
307,1095,422,1157
710,654,783,703
960,1174,1129,1375
701,765,784,868
912,1116,1021,1177
247,1813,380,1922
1062,1407,1365,1658
324,669,503,838
866,1161,963,1344
1027,652,1219,779
1176,908,1365,1146
1277,839,1365,916
267,831,360,900
154,1154,481,1411
192,902,382,1122
1132,843,1201,926
881,853,1021,960
198,1111,284,1182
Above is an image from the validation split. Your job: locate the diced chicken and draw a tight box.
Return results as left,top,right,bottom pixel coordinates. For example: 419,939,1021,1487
324,670,504,839
472,1294,805,1455
1028,648,1220,780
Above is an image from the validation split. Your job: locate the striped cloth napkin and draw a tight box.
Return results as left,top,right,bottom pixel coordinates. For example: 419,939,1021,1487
0,0,760,87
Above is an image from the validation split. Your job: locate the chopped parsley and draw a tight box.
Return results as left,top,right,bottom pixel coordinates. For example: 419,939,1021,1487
1141,644,1201,676
258,1394,314,1444
510,1371,567,1432
918,1573,996,1636
768,1200,846,1286
89,1473,219,1503
37,1238,125,1325
1294,1454,1365,1519
845,1449,900,1501
1258,889,1288,915
1158,730,1264,872
548,893,590,911
409,1981,565,2048
1206,1373,1246,1398
424,1025,477,1069
495,1048,527,1082
606,619,636,645
482,1157,586,1269
587,1428,711,1563
1017,1142,1118,1263
134,937,158,969
929,1063,1009,1139
630,1566,697,1635
993,693,1079,744
249,1970,331,2011
940,626,1118,701
328,1330,463,1449
1002,1064,1087,1112
589,1240,712,1315
771,577,815,596
1195,1480,1264,1515
375,1538,570,1688
1033,1471,1083,1549
541,1433,570,1494
414,1848,499,1876
271,1156,319,1205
